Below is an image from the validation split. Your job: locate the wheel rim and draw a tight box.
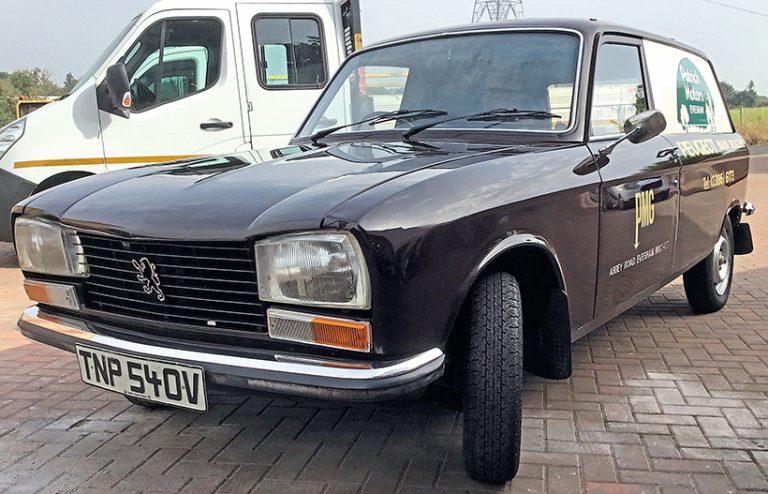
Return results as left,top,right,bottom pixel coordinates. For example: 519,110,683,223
712,232,731,296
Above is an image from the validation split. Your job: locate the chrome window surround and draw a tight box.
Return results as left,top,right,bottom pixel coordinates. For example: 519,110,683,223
300,27,585,137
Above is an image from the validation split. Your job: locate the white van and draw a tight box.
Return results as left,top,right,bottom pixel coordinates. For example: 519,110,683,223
0,0,362,241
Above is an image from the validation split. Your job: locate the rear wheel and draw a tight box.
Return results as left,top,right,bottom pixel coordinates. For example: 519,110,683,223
462,271,523,484
683,218,734,313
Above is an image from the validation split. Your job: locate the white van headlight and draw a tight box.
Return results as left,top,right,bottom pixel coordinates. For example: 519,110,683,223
255,232,371,309
0,118,26,160
14,218,89,277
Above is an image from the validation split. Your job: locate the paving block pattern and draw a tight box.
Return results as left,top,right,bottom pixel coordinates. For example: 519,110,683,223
0,172,767,493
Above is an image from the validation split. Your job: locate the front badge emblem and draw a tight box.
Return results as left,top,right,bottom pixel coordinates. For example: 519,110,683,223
132,257,166,302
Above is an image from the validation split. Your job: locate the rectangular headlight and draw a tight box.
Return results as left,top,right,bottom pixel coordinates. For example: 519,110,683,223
0,118,25,160
14,218,88,277
255,232,370,309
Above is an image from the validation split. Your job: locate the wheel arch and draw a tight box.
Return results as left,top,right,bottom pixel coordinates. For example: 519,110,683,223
446,234,573,381
32,170,95,195
726,200,742,227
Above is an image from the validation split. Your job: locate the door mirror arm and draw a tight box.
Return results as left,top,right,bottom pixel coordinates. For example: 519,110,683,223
597,127,642,158
597,109,667,159
97,63,132,119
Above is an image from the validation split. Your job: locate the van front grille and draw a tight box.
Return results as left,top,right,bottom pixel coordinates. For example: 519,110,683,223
78,233,267,334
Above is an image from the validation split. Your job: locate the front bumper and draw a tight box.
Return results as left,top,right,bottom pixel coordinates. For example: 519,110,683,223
18,306,446,402
0,169,36,242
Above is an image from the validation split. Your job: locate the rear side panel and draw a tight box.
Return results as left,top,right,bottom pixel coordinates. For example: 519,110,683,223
236,2,344,151
643,40,750,272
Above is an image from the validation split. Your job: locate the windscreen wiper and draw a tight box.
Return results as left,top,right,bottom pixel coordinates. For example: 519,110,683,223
402,108,561,141
309,109,448,146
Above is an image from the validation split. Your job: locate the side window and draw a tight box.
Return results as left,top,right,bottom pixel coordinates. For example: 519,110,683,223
590,44,648,137
254,16,327,89
643,40,732,134
123,18,222,111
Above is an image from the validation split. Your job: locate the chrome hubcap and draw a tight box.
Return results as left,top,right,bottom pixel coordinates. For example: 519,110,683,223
713,233,730,296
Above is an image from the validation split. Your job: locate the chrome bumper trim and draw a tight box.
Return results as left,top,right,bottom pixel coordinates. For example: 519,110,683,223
742,201,756,216
18,306,445,397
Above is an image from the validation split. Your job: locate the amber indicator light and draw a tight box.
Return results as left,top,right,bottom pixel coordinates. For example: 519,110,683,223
311,318,370,352
23,281,51,304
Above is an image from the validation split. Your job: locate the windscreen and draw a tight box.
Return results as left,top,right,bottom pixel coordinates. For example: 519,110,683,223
299,31,581,138
68,15,141,94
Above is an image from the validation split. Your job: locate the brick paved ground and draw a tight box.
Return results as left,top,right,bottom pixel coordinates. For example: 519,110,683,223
1,165,768,494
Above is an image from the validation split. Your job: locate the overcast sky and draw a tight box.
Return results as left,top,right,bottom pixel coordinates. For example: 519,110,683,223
0,0,765,94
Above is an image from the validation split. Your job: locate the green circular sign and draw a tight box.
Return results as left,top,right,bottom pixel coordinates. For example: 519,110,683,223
676,58,715,131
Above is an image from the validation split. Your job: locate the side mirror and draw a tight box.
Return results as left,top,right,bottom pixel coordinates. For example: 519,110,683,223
96,63,132,119
598,109,667,158
624,110,667,144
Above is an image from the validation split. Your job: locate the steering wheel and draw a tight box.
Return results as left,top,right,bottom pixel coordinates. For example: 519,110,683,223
361,111,417,128
131,80,156,107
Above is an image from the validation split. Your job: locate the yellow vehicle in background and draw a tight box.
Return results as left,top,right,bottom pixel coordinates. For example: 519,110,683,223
15,96,58,119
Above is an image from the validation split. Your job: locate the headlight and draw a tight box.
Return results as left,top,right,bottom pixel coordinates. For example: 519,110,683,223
14,218,88,277
0,118,26,160
255,232,370,309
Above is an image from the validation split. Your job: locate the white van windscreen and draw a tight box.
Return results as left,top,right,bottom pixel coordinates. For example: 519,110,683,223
643,40,732,134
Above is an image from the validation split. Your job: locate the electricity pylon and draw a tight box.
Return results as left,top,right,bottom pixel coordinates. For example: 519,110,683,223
472,0,524,22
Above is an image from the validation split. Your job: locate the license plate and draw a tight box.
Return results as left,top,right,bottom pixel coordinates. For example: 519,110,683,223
75,345,207,411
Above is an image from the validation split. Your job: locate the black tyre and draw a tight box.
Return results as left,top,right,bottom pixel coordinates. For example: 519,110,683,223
463,271,523,484
125,395,161,409
683,218,734,313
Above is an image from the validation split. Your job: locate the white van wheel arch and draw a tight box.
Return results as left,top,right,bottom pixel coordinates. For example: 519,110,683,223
32,171,94,195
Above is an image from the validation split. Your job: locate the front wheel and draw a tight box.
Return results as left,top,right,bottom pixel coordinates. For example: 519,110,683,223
683,218,734,313
462,271,523,484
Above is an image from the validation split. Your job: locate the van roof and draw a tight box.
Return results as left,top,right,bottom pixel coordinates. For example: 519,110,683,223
147,0,338,14
365,18,709,62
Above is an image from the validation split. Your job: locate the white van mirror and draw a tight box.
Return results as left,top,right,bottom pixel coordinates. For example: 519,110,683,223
97,63,132,119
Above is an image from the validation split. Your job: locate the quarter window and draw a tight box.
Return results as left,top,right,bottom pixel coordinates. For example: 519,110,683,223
123,18,222,111
590,43,648,137
254,16,327,89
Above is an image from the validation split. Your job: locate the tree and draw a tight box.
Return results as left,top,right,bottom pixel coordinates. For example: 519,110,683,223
0,79,17,125
719,81,737,107
0,68,72,126
62,73,79,92
9,68,64,98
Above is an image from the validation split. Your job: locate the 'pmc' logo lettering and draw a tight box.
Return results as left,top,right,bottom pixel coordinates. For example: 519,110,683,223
634,190,655,249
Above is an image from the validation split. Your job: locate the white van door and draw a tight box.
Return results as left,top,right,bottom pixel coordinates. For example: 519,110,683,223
236,3,343,151
100,10,247,170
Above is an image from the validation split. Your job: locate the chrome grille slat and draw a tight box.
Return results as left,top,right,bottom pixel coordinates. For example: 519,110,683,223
90,283,261,315
79,234,266,333
85,254,255,274
80,244,253,264
88,273,259,296
78,234,250,253
87,288,265,315
88,300,263,329
88,264,258,285
86,281,261,307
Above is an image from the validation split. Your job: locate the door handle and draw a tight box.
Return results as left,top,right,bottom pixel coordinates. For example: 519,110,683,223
657,146,680,161
200,119,234,131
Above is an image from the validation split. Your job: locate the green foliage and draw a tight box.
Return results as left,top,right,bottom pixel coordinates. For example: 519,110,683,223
719,81,736,103
730,107,768,145
63,73,79,93
0,68,76,127
0,79,17,126
720,80,763,108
